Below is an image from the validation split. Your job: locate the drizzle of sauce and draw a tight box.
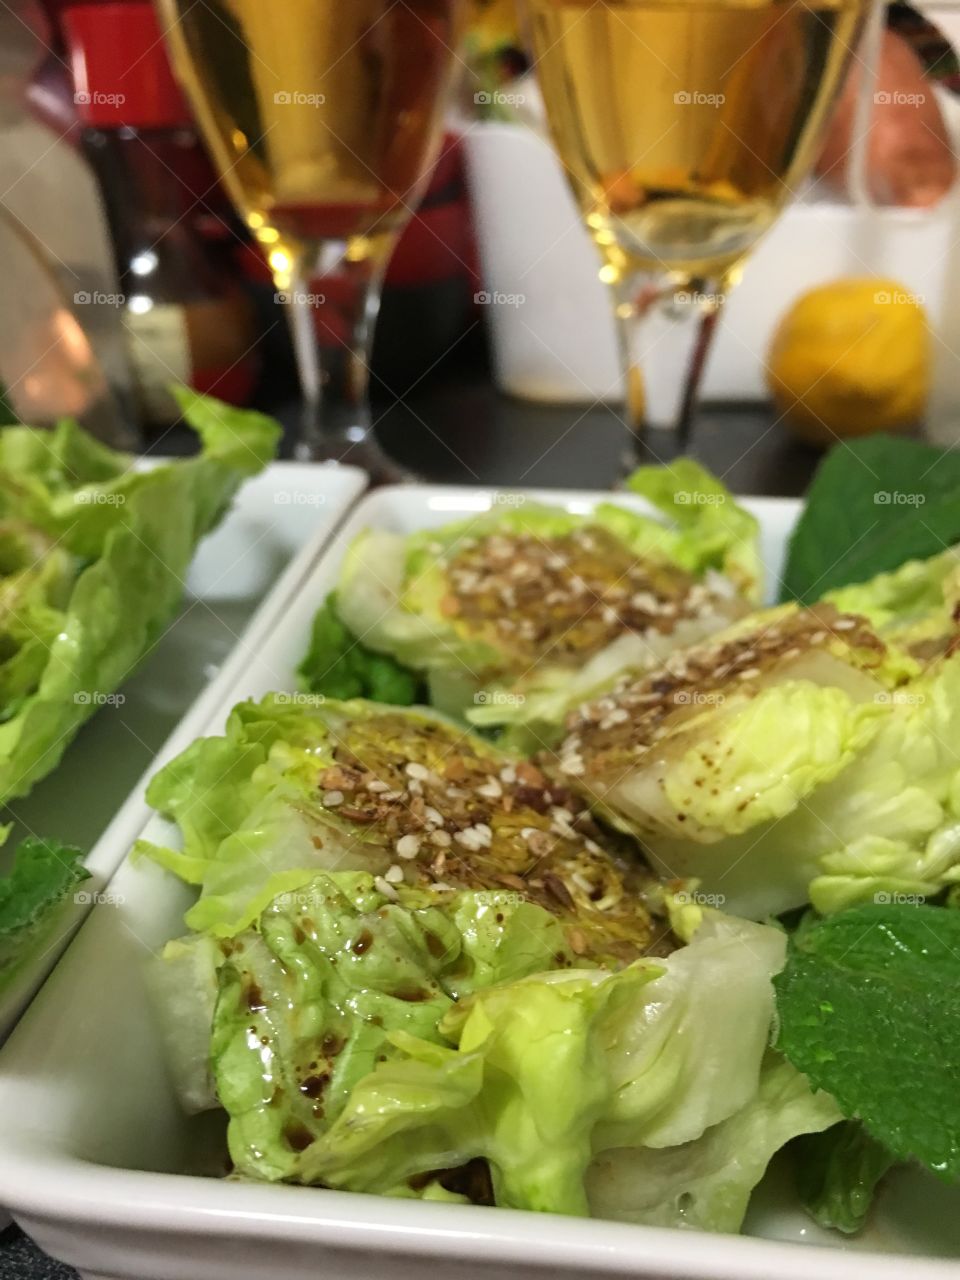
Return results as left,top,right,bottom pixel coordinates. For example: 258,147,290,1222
283,1122,314,1152
245,982,267,1012
299,1073,330,1099
352,929,374,955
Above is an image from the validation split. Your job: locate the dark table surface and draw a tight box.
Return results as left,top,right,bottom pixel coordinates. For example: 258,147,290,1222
0,330,820,1280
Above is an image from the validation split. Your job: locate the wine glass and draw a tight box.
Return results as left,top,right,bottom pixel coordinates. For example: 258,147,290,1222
518,0,869,463
155,0,465,480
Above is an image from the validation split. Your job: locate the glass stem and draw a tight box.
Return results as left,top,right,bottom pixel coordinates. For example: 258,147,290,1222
614,274,727,465
286,236,408,481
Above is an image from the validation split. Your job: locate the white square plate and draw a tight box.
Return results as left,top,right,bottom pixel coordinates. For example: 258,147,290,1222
0,485,957,1280
0,461,366,1042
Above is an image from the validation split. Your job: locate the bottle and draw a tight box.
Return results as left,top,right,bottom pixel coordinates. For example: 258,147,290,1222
62,2,258,430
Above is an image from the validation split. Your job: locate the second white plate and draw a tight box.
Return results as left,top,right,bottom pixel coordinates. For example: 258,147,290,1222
1,485,958,1280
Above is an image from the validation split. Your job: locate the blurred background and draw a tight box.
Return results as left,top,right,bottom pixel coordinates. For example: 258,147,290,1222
2,0,960,476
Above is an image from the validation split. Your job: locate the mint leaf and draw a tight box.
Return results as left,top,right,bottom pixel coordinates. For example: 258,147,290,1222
0,836,90,974
780,436,960,603
793,1121,896,1234
775,904,960,1179
299,593,423,705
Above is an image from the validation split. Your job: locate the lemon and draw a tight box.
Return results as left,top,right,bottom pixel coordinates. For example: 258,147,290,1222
766,278,929,446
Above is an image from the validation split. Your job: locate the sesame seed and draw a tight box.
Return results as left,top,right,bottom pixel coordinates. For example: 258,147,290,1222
500,765,517,784
384,863,405,884
374,876,399,901
477,779,502,799
366,779,389,793
396,834,421,859
429,829,452,847
424,806,444,827
323,790,344,807
405,762,429,781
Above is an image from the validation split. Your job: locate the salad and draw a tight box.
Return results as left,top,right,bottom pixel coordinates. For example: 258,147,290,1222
0,390,279,979
144,437,960,1238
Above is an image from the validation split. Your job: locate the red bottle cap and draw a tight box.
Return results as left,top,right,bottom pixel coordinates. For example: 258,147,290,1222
62,2,192,129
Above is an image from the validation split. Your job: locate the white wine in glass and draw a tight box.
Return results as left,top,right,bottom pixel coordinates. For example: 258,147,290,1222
520,0,867,460
156,0,465,478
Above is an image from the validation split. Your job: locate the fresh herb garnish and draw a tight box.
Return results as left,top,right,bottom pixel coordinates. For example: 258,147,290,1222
793,1121,896,1234
0,836,89,976
299,593,423,705
775,903,960,1180
781,436,960,603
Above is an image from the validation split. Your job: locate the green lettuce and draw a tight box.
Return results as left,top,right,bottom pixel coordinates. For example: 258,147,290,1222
557,603,953,918
0,391,278,802
204,893,835,1226
324,464,757,745
825,549,960,659
588,1053,840,1232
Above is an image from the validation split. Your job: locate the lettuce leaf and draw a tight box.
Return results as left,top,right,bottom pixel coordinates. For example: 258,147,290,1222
330,469,757,739
0,392,278,801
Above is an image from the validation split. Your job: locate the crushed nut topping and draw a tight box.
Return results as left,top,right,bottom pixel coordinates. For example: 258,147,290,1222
442,525,740,670
554,605,887,772
316,712,670,965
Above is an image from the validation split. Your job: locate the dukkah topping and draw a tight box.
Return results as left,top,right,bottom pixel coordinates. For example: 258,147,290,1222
555,605,887,776
439,525,737,668
317,712,671,964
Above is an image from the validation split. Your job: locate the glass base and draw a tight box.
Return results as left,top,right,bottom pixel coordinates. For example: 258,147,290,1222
293,429,416,486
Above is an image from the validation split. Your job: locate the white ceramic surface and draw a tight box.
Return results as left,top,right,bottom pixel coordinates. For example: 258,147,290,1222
1,485,958,1280
0,461,366,1043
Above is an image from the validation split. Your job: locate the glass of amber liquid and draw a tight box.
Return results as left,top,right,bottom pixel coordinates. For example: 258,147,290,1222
519,0,868,461
156,0,464,479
